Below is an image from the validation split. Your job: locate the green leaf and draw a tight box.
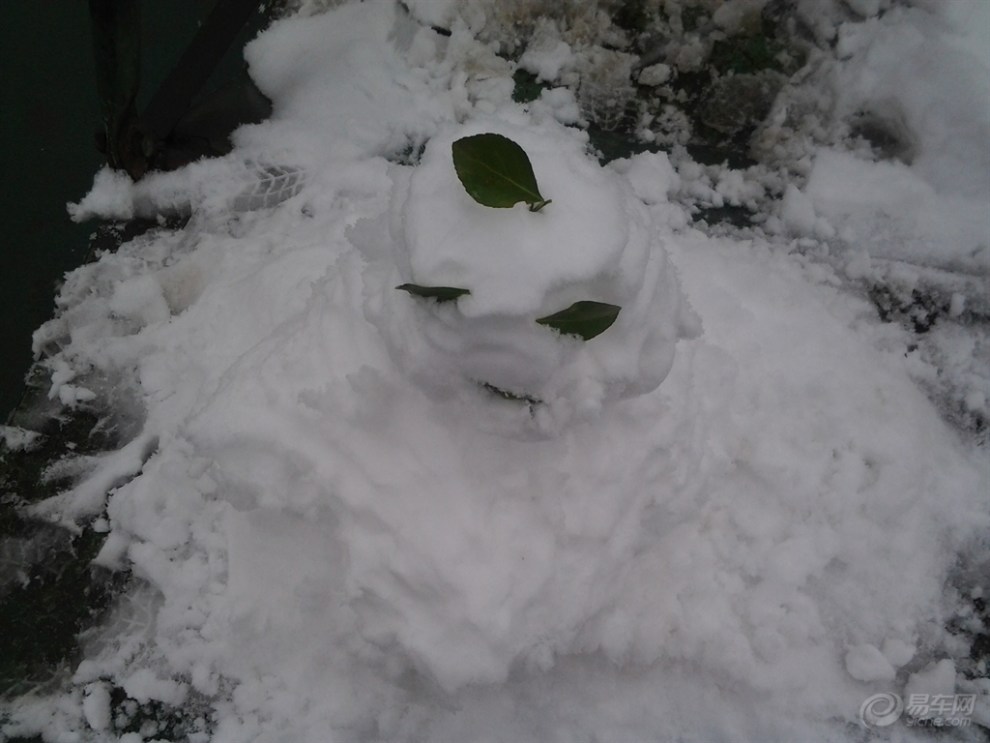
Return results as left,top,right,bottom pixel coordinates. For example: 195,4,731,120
396,284,470,303
535,301,621,340
512,69,548,104
452,133,551,211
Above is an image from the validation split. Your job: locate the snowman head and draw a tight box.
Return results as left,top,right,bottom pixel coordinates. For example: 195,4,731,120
373,116,696,429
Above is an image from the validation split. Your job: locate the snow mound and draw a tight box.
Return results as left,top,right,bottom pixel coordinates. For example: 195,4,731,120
779,3,990,273
805,149,989,272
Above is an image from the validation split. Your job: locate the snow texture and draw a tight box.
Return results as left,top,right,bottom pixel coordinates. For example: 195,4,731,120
5,1,989,741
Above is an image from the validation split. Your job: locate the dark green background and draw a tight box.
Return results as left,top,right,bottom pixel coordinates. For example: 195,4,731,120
1,2,264,421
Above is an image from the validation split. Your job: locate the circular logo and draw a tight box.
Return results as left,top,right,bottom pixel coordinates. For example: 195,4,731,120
860,692,904,728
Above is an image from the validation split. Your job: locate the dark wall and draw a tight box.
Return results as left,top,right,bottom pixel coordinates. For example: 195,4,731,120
1,2,265,421
1,2,104,420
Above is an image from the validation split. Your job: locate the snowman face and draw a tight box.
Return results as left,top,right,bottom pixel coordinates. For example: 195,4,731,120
398,283,621,342
375,118,694,420
395,278,626,401
404,301,572,399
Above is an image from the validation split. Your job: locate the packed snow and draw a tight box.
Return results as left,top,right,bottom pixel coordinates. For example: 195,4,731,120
4,1,989,741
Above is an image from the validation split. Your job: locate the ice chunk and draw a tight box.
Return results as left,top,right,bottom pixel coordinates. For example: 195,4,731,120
844,643,896,681
519,24,573,82
109,275,171,327
638,63,672,87
904,659,957,719
881,637,915,668
781,184,817,235
82,683,112,731
613,151,680,205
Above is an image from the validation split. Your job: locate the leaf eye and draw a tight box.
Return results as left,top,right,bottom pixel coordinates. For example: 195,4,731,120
396,284,470,303
535,301,621,340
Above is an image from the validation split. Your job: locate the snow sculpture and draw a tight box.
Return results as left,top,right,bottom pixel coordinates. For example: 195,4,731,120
371,116,699,429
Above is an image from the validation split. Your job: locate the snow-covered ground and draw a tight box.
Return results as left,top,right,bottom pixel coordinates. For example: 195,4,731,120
3,1,989,741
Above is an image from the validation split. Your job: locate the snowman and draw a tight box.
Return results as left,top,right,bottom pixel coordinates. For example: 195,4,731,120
167,113,707,696
361,113,699,432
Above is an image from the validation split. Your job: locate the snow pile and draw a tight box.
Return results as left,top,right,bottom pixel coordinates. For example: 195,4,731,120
781,2,990,272
756,0,990,445
4,1,989,741
804,148,988,271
